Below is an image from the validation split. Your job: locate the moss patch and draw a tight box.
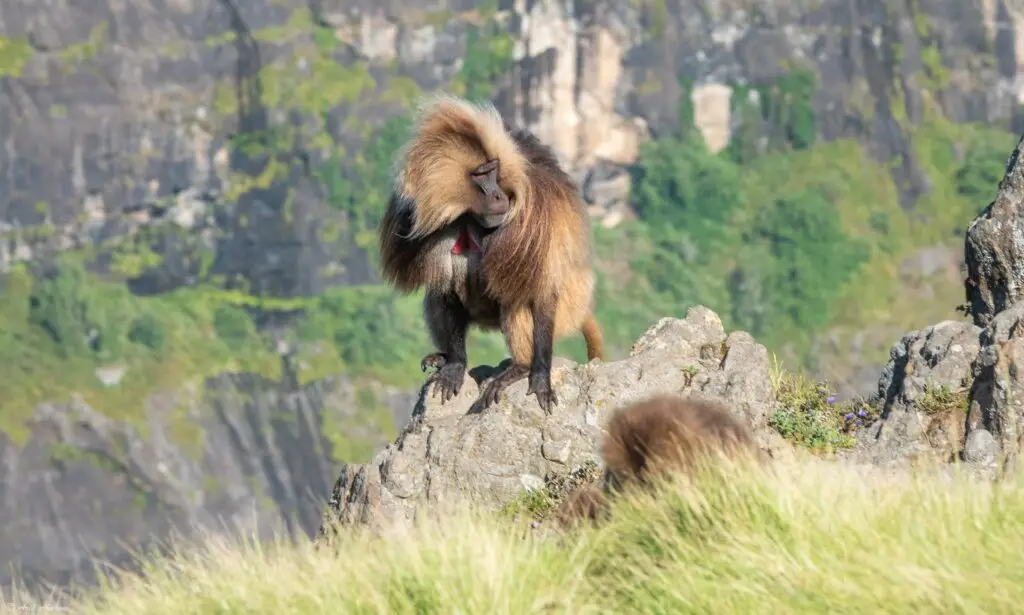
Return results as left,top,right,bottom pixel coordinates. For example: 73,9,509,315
0,36,34,77
321,385,398,465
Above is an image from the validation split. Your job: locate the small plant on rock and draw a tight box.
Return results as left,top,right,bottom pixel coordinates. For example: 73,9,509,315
682,364,699,386
916,382,970,416
838,401,881,434
767,356,864,452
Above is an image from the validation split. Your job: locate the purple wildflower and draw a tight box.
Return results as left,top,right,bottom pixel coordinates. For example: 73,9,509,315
827,396,837,404
845,412,855,421
857,409,868,418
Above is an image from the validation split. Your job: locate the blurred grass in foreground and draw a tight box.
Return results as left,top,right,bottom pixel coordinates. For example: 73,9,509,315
10,454,1023,614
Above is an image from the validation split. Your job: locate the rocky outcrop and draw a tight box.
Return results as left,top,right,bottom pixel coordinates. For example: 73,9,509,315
966,303,1024,474
852,320,980,467
0,371,414,594
316,300,1014,540
315,301,1010,541
959,133,1024,476
849,133,1024,478
318,306,786,535
965,134,1024,327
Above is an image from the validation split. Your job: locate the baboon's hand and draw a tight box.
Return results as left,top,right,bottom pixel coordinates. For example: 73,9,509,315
425,363,465,404
420,352,448,373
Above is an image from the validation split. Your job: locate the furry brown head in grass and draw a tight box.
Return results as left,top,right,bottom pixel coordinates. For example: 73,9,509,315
555,394,762,529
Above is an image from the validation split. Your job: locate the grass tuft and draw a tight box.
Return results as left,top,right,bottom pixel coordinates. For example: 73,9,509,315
916,383,971,416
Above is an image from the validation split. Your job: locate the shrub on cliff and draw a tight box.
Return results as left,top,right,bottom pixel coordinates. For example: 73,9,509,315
732,189,870,341
625,122,871,360
28,259,112,358
955,138,1011,202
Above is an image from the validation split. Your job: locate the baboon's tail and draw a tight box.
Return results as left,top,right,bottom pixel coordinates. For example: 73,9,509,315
581,313,605,361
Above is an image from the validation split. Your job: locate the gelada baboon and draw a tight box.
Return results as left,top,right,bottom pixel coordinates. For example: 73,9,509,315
379,93,603,413
555,394,760,528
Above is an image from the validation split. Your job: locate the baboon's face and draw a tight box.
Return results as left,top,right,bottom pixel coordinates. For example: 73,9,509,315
468,159,511,229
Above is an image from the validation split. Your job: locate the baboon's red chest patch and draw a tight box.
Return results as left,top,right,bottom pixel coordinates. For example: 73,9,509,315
451,229,481,254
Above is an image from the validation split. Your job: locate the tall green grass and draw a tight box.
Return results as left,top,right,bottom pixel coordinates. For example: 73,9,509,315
11,456,1023,614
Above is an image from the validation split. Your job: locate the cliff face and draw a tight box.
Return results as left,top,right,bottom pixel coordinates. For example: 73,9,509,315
1,0,1020,254
0,370,414,592
0,0,1022,597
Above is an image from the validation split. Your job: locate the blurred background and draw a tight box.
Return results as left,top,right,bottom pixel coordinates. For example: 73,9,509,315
0,0,1016,596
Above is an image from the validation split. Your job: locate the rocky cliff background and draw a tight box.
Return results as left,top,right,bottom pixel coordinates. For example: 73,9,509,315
0,0,1022,598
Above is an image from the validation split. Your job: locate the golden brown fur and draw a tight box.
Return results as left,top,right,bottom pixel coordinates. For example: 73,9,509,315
378,93,604,411
392,95,531,240
555,394,761,528
601,394,758,489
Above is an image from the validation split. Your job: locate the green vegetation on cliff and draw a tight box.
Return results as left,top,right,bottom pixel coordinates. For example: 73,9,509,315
588,107,1010,370
0,36,34,77
0,257,420,456
0,259,286,439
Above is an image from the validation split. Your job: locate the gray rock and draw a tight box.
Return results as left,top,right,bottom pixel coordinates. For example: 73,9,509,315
958,136,1024,476
853,320,980,466
965,303,1024,476
582,163,631,210
318,306,777,537
875,320,981,409
93,364,127,387
964,134,1024,328
963,428,998,466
